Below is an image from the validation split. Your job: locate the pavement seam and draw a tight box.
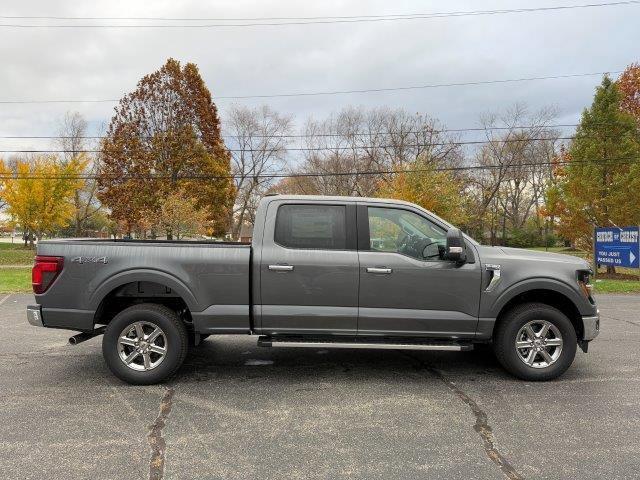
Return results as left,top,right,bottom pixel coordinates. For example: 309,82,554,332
406,354,524,480
0,294,11,306
607,314,640,327
148,386,175,480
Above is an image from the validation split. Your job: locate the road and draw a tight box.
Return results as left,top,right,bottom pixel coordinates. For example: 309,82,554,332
0,293,639,480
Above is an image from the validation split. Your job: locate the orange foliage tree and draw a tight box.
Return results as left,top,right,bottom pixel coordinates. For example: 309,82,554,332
98,58,234,238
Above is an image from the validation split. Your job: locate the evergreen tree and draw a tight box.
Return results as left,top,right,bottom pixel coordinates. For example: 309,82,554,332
547,76,640,252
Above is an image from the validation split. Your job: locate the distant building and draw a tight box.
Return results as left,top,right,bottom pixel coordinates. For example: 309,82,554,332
239,224,253,243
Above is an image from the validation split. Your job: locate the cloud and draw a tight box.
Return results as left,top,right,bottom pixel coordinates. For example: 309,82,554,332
0,0,638,152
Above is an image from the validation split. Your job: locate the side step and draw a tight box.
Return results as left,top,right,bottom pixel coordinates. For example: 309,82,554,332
257,336,473,351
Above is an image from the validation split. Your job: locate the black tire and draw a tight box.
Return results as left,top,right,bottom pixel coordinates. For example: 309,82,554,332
493,302,577,381
102,303,188,385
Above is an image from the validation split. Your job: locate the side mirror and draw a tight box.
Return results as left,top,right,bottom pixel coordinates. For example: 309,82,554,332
446,227,467,263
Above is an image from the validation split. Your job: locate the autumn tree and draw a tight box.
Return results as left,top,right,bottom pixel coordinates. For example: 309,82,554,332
98,58,234,238
158,190,208,240
1,155,86,245
617,63,640,123
546,76,640,252
377,160,468,226
56,111,104,236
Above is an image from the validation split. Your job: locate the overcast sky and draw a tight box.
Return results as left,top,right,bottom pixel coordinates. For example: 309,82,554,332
1,0,639,152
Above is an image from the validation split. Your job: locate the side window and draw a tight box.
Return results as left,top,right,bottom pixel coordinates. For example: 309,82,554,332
275,204,347,250
368,207,447,261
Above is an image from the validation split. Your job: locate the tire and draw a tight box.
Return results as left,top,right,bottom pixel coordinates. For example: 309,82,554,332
493,302,577,381
102,303,188,385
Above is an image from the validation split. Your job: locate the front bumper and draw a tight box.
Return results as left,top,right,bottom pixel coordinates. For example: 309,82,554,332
27,305,44,327
582,310,600,341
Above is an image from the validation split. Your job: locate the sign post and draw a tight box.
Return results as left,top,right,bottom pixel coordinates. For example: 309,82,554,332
594,226,640,272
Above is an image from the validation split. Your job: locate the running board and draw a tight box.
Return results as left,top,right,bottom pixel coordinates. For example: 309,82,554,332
257,336,473,351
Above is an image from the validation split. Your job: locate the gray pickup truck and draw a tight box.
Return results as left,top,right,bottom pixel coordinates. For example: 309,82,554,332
27,195,599,384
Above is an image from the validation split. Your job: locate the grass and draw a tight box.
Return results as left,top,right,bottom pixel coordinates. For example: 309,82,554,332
0,267,32,293
0,242,36,266
594,279,640,294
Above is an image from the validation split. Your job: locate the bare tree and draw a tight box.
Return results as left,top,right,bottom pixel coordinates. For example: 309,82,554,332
226,105,293,238
281,106,463,196
56,112,103,237
468,104,560,244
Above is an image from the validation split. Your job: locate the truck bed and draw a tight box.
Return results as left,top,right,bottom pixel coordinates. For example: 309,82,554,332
35,239,252,333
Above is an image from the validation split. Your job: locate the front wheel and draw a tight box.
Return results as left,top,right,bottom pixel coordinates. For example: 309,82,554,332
493,302,577,381
102,303,188,385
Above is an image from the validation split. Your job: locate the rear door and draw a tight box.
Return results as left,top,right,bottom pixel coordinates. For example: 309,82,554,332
357,203,481,338
259,200,359,336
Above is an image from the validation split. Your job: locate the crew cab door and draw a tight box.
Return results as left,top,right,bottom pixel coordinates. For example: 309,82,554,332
259,201,359,336
357,204,481,338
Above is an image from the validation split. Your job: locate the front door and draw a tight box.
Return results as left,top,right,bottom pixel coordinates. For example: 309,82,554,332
357,204,481,338
259,201,359,336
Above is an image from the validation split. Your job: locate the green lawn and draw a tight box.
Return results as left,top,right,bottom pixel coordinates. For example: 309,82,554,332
0,243,36,266
0,267,32,293
594,279,640,294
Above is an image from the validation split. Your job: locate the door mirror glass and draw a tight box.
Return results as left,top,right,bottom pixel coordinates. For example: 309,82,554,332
422,242,441,260
446,227,467,263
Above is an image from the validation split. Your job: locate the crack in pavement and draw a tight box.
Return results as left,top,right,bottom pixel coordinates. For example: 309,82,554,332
148,386,175,480
608,314,640,327
406,354,524,480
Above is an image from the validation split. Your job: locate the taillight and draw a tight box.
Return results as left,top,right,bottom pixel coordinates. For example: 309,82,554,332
32,256,64,294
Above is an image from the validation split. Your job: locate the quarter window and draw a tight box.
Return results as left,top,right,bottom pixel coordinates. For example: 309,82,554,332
275,204,347,250
368,207,447,261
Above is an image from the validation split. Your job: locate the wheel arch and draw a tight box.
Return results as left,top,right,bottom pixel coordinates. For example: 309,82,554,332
493,287,584,341
90,269,199,326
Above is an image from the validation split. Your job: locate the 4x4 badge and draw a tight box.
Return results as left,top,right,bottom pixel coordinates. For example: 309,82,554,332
71,256,108,265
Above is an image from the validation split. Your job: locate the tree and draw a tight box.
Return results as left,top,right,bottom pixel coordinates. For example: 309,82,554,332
546,76,640,254
158,190,208,240
226,105,293,239
1,155,86,245
377,159,468,226
278,106,463,197
56,111,104,237
98,58,234,238
617,63,640,123
467,104,560,245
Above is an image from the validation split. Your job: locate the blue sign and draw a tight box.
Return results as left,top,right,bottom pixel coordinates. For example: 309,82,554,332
595,226,639,268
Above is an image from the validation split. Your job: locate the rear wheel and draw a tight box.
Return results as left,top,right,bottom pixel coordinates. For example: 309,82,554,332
493,302,577,381
102,303,188,385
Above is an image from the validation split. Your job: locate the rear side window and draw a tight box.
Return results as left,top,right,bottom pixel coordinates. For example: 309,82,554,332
275,204,347,250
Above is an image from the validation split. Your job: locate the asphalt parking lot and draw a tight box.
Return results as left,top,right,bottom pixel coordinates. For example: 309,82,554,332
1,293,639,480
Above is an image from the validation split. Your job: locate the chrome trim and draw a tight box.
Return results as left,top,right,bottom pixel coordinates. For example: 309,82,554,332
27,305,44,327
267,341,467,351
582,311,600,341
366,267,392,274
484,264,501,292
268,264,294,272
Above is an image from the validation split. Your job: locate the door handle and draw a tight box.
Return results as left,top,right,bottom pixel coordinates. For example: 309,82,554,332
366,267,392,274
268,264,294,272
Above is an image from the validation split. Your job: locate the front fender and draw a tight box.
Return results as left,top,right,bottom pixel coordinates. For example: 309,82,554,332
487,277,592,318
88,268,200,312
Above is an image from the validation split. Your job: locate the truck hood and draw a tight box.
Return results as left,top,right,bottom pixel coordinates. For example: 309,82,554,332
481,246,590,269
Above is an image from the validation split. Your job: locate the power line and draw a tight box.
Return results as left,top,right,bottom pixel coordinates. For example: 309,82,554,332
1,156,637,181
0,136,587,155
0,123,619,140
1,1,638,27
0,71,620,105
